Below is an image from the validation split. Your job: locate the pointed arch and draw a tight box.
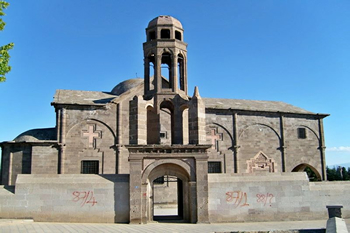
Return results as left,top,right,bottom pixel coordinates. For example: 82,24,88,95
239,123,280,140
292,163,321,181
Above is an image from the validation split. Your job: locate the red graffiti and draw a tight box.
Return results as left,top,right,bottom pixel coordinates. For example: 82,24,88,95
256,193,274,206
72,191,97,207
225,191,249,208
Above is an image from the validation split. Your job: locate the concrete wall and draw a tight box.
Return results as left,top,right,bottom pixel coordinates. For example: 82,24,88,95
1,172,349,224
0,174,129,223
208,173,350,223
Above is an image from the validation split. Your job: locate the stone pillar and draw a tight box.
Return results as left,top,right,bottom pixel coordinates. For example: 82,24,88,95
189,87,206,144
173,107,184,144
195,156,209,223
144,57,150,94
129,96,147,145
279,114,286,172
318,117,327,180
155,53,162,92
171,53,178,93
189,181,197,223
327,205,343,218
129,158,142,224
232,113,238,173
59,108,66,173
326,205,348,233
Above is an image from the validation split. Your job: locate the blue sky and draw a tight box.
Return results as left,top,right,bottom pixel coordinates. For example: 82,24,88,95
1,0,349,166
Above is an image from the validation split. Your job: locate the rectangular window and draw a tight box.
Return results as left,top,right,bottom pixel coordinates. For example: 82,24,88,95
81,161,99,174
297,128,307,139
208,162,222,173
160,132,167,138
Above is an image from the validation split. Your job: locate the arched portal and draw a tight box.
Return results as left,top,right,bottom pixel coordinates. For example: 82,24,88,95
292,163,321,181
144,162,192,223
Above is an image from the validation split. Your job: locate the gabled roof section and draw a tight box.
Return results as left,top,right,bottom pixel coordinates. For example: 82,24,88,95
52,90,117,106
203,98,317,115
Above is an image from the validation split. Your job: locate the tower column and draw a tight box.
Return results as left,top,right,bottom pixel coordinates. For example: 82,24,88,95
155,53,162,92
171,53,178,92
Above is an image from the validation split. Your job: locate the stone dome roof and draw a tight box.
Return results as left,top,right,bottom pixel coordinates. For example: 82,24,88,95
14,128,57,142
111,78,143,95
148,15,183,29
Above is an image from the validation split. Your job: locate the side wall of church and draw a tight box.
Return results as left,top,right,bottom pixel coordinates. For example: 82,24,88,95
205,110,324,178
62,104,117,174
31,146,58,174
116,98,133,174
237,114,281,174
205,113,234,173
284,116,323,175
1,144,32,186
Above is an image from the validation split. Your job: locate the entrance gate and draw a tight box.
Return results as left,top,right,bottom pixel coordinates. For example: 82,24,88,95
126,145,211,224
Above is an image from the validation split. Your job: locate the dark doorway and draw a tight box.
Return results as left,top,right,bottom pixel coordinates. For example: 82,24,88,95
153,176,184,222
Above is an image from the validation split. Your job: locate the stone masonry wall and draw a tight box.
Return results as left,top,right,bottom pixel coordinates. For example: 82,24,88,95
0,174,130,223
208,173,350,223
205,111,324,178
31,146,58,174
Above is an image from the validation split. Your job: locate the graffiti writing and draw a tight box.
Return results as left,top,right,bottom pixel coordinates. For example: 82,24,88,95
225,191,249,208
72,191,97,207
256,193,274,206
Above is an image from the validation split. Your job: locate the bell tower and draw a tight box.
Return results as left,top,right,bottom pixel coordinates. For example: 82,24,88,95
143,15,188,100
127,16,210,224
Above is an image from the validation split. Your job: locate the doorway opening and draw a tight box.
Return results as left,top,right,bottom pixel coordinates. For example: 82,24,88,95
153,175,183,222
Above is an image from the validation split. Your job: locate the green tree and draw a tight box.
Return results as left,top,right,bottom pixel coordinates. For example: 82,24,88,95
0,1,14,82
304,166,319,181
326,166,337,181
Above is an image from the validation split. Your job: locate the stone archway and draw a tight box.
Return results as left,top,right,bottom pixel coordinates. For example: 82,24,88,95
127,144,210,224
145,163,191,223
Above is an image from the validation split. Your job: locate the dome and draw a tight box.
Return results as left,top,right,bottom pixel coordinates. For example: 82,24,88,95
148,15,183,29
14,128,57,142
111,78,143,95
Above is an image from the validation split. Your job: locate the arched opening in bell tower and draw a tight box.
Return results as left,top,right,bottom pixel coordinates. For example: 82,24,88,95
177,54,185,92
146,54,155,92
161,52,172,89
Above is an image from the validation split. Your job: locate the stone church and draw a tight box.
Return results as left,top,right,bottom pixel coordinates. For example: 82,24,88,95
0,16,337,224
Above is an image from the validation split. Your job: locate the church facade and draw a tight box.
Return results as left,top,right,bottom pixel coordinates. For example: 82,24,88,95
0,16,331,223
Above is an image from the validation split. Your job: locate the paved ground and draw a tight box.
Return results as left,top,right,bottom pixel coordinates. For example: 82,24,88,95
1,219,349,233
